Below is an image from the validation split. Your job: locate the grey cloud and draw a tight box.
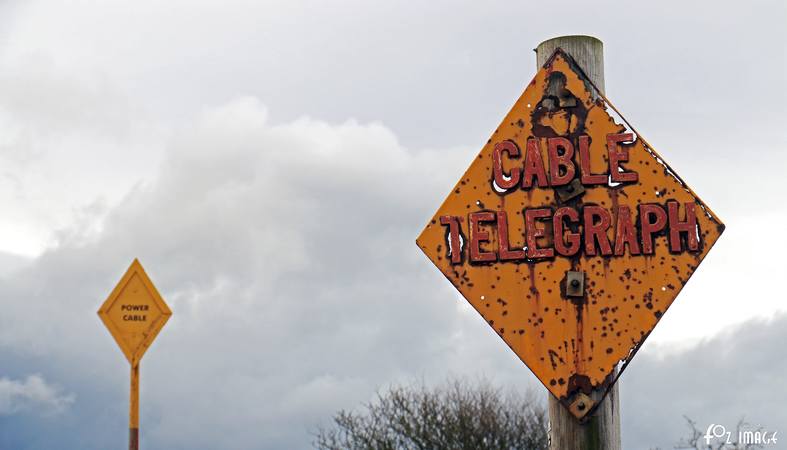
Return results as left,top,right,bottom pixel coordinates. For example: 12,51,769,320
0,251,30,276
0,97,529,449
0,374,74,416
621,314,787,449
0,55,137,141
4,0,784,219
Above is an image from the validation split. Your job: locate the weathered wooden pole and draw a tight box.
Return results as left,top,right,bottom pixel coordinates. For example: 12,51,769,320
536,35,622,450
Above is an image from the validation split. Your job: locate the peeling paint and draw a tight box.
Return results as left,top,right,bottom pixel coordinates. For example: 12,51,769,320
416,49,724,419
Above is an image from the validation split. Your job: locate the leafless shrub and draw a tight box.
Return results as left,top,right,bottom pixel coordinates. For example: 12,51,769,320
313,378,548,450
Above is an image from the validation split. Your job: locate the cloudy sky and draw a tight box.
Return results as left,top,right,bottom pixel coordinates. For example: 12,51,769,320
0,1,785,449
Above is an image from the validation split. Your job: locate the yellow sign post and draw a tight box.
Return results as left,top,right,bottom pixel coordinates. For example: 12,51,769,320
98,259,172,450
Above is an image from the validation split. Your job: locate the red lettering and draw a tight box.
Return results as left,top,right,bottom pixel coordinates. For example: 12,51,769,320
492,140,521,191
578,135,607,185
607,133,638,183
469,212,497,262
525,208,554,259
522,138,549,189
553,207,580,256
439,216,464,264
668,201,699,252
547,137,575,186
639,204,668,254
583,206,613,256
613,205,641,256
496,211,525,261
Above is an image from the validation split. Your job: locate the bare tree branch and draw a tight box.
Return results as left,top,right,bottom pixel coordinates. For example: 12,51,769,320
313,378,547,450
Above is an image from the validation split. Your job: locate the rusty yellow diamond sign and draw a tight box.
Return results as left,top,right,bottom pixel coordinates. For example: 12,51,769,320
98,259,171,366
416,49,724,419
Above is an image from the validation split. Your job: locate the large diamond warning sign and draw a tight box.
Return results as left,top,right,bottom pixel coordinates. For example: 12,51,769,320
416,49,724,418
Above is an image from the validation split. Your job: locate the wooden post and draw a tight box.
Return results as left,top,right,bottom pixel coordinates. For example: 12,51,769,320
535,35,622,450
130,363,140,450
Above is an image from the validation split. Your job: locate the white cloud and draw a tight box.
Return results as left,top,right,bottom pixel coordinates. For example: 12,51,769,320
0,96,518,448
0,48,165,256
622,314,787,450
0,374,74,416
647,211,787,348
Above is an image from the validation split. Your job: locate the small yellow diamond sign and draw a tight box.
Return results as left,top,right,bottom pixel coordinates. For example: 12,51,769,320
98,259,171,366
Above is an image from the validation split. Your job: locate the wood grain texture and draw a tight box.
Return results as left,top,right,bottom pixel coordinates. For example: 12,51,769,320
537,35,621,450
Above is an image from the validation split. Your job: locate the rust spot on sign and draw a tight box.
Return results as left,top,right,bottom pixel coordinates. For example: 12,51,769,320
416,49,724,419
